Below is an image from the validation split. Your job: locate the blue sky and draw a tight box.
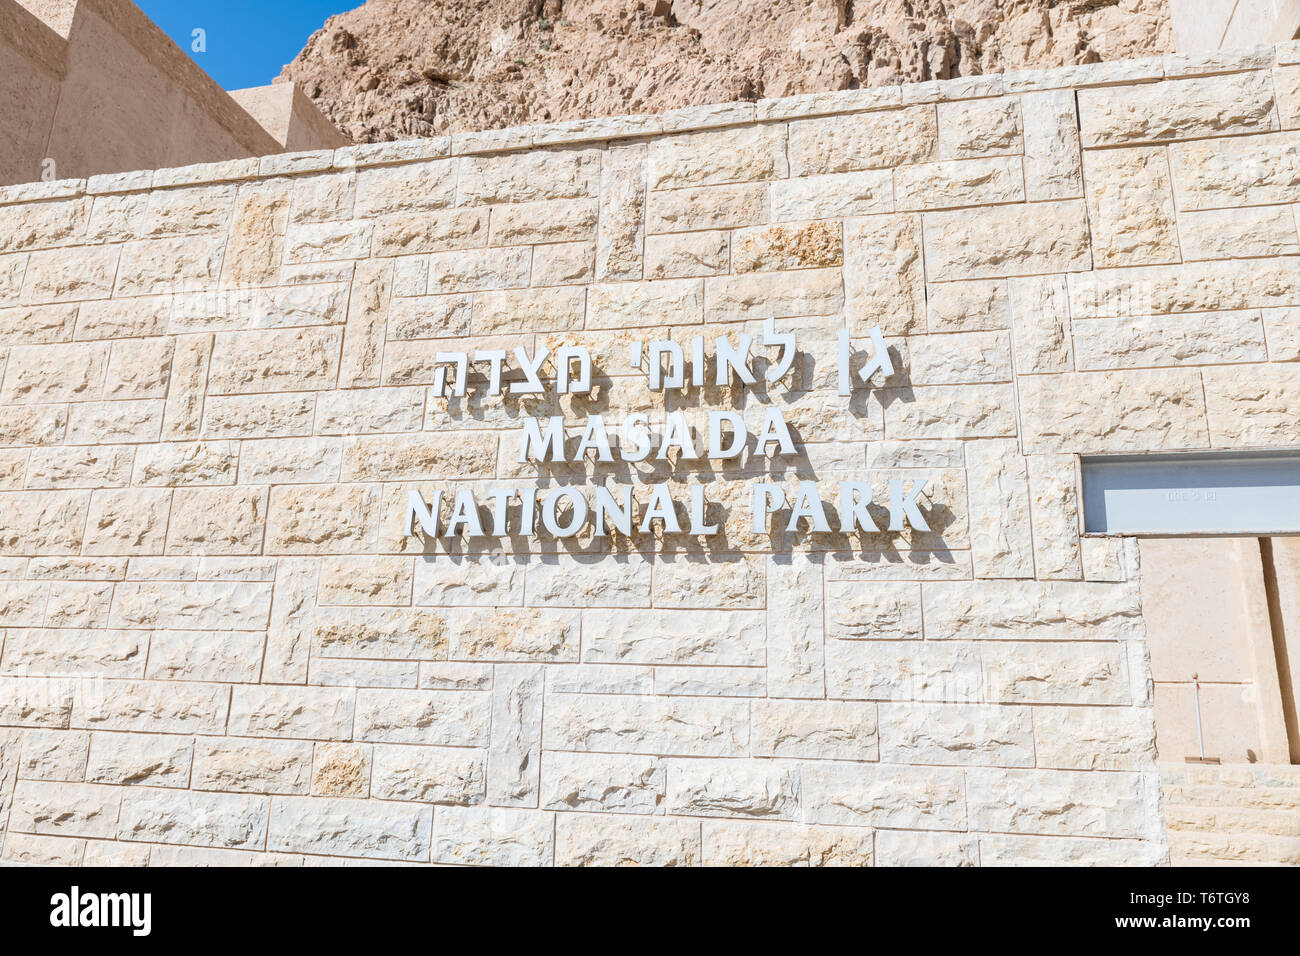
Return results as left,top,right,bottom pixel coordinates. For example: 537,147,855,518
137,0,362,90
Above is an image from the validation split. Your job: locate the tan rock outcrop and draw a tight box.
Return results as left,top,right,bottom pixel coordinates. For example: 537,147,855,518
280,0,1175,142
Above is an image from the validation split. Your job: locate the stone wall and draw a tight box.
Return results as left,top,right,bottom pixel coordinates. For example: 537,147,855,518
0,42,1298,867
1162,762,1300,864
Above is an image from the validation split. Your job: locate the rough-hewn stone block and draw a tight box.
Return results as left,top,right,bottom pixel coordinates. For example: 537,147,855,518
1019,369,1209,453
788,107,938,175
924,201,1092,280
1078,72,1277,146
648,125,788,189
1082,147,1180,267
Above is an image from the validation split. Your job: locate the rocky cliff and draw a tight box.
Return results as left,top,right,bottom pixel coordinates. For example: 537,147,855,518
280,0,1174,143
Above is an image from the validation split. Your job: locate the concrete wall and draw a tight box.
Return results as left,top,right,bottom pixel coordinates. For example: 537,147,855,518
0,0,347,187
0,42,1298,867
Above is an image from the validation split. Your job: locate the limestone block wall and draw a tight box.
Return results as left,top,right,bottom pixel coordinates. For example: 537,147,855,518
0,43,1298,867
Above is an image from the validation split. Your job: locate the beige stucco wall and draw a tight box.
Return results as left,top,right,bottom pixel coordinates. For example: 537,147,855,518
228,83,351,153
1269,537,1300,761
0,42,1298,867
1141,537,1296,765
0,1,65,188
0,0,347,187
1170,0,1300,52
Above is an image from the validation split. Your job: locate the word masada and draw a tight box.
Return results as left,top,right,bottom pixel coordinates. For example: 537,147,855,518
406,322,933,540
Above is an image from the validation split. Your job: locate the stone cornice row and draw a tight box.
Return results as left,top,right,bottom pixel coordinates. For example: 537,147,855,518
3,39,1297,210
